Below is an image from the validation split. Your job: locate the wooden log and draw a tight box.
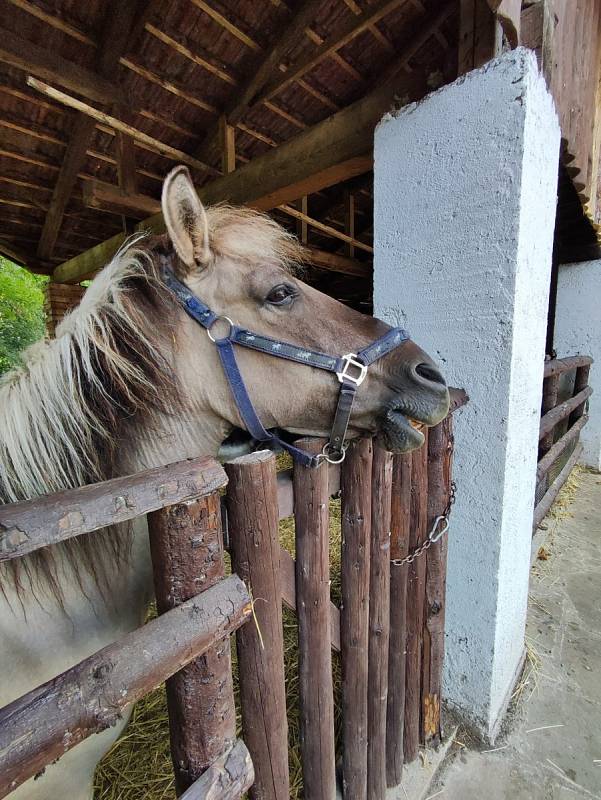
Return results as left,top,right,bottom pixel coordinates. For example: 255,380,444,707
294,438,337,800
386,452,411,787
533,443,583,531
179,739,254,800
422,416,454,746
340,438,373,800
539,374,560,455
537,414,588,482
367,445,393,799
224,452,290,800
570,364,591,425
0,457,226,561
148,492,236,794
0,575,251,799
539,386,593,441
543,355,593,377
279,204,373,253
403,433,428,763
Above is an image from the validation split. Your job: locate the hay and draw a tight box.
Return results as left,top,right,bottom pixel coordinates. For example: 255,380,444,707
94,453,344,800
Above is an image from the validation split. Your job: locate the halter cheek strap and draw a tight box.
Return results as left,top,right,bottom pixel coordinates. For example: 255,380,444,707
162,265,410,467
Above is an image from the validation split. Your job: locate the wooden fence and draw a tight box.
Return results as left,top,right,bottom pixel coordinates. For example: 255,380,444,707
0,390,467,800
534,355,593,530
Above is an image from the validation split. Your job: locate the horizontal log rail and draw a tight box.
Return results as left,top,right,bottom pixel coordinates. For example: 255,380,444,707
536,414,588,482
543,355,593,378
534,443,583,530
0,574,251,799
0,456,227,561
178,739,254,799
538,385,592,441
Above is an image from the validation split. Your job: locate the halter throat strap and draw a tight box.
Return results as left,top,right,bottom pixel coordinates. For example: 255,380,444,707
162,265,410,467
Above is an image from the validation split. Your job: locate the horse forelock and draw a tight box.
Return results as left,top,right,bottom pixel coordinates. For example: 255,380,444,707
0,235,181,604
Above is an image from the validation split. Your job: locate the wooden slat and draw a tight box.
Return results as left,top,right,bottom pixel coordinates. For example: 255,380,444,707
543,355,594,377
367,445,393,799
0,457,226,561
533,443,583,530
537,414,588,482
148,492,235,793
308,248,369,278
178,740,255,800
219,115,236,174
458,0,502,74
82,181,160,219
0,574,251,800
539,373,560,455
279,204,373,253
538,386,593,441
225,452,290,800
340,439,373,800
293,437,337,799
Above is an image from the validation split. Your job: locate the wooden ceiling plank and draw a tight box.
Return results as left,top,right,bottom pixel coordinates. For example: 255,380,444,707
144,23,237,85
258,0,404,105
28,77,216,175
120,57,219,114
189,0,262,52
0,28,124,105
279,203,373,253
307,247,370,277
7,0,97,47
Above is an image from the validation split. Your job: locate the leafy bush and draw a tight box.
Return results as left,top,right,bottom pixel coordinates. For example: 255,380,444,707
0,258,47,375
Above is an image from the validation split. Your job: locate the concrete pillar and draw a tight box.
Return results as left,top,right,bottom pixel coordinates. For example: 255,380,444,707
555,261,601,471
373,49,560,738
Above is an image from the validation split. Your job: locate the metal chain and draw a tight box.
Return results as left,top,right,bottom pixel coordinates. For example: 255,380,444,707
391,481,456,567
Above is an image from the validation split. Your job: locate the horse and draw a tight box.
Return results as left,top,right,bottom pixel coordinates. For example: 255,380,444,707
0,166,449,800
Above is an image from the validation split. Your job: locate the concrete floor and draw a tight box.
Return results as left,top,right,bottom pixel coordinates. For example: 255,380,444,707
431,469,601,800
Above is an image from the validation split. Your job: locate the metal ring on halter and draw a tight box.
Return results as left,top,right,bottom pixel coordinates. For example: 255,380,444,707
206,316,234,343
317,442,348,465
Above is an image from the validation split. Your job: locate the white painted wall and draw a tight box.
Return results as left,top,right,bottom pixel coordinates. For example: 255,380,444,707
373,49,560,738
555,261,601,470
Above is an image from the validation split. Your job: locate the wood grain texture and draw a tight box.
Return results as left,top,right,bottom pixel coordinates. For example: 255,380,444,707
386,452,411,787
178,739,255,800
340,438,373,800
367,445,393,799
0,575,251,800
539,386,593,441
293,438,337,800
0,457,226,561
225,451,290,800
422,416,454,745
403,434,428,763
148,493,236,794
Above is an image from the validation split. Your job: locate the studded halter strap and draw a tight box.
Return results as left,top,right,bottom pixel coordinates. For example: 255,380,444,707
162,264,411,468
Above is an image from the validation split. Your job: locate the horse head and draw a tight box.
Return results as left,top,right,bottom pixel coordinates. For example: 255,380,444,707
160,166,449,457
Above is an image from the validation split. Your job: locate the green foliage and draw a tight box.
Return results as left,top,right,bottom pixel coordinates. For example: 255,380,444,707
0,257,47,375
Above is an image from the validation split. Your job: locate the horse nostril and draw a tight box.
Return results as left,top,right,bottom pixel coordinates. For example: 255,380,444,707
414,362,446,387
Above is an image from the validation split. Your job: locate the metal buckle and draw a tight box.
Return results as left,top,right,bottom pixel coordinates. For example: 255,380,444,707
336,353,368,386
207,316,234,343
317,442,348,465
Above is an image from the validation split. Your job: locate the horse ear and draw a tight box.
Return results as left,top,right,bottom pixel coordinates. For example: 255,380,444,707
161,166,210,270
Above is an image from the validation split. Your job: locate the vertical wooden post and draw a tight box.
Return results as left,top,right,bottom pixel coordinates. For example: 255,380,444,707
297,196,308,244
116,130,137,195
421,416,454,746
458,0,502,75
148,488,236,795
539,373,560,455
340,438,372,800
344,189,355,258
403,432,428,763
219,115,236,174
570,364,591,425
367,445,393,800
224,451,290,800
386,452,411,787
294,438,337,800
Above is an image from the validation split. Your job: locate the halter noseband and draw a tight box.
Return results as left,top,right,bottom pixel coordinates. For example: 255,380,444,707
162,265,410,468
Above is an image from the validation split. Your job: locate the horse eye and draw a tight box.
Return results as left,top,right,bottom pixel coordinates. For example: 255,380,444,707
266,284,295,306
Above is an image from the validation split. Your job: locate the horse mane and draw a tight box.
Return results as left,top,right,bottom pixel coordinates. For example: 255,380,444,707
0,235,180,604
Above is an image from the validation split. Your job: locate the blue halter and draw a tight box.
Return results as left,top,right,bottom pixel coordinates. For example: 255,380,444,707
162,264,411,467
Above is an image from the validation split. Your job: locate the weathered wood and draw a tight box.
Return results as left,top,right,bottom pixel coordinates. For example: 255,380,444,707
539,386,593,441
539,373,560,455
570,364,591,425
403,433,428,763
386,453,411,787
367,445,393,800
537,414,588,482
0,28,124,105
344,189,356,258
422,416,454,746
294,438,337,800
83,180,161,219
148,492,236,794
340,438,373,800
308,247,370,277
458,0,502,74
0,575,251,800
116,131,138,196
543,355,593,377
219,116,236,174
533,443,583,530
27,78,214,174
487,0,521,47
449,386,469,413
52,66,428,283
178,739,254,800
0,456,226,561
279,204,373,253
225,452,290,800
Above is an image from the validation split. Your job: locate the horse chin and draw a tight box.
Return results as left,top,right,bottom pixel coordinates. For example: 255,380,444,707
378,409,427,453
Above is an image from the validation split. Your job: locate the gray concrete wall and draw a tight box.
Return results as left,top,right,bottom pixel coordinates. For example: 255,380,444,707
373,49,560,738
555,260,601,471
